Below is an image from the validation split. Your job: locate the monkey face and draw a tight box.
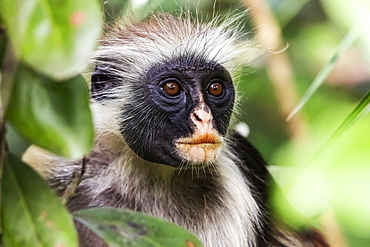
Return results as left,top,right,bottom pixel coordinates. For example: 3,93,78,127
91,58,235,168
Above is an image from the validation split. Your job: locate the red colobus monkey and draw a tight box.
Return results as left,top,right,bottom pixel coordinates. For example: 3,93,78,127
24,14,328,247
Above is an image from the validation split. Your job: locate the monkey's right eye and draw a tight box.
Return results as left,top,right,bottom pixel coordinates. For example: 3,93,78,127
163,81,181,96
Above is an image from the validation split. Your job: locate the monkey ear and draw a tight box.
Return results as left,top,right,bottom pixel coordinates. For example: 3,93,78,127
91,65,119,101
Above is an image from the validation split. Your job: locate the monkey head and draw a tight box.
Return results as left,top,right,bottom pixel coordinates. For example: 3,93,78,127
89,15,248,168
91,56,235,168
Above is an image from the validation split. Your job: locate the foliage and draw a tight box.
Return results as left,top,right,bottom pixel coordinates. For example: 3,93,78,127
0,0,100,245
0,0,369,246
75,208,203,247
0,0,101,80
0,0,201,246
6,63,93,158
1,155,78,247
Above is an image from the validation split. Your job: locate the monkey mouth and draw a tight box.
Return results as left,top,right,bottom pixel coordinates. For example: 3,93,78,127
175,133,223,164
177,133,222,145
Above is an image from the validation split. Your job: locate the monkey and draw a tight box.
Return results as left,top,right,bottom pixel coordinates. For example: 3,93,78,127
23,13,329,247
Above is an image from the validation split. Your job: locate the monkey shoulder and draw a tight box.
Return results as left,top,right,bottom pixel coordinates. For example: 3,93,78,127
22,145,112,203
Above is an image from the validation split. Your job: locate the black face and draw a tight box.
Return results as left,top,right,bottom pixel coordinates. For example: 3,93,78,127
91,58,235,167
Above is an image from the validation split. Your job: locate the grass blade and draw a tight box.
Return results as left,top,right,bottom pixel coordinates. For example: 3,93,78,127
287,25,360,121
313,89,370,159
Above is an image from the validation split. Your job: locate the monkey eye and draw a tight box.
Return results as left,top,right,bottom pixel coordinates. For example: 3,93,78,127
207,81,224,97
163,80,181,96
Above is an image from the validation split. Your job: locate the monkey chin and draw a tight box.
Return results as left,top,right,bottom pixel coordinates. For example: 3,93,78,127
175,132,223,165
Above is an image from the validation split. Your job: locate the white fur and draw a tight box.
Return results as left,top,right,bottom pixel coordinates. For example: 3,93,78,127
192,149,260,247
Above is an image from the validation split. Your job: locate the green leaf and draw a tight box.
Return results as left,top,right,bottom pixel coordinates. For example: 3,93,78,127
5,63,94,159
287,25,359,121
74,208,203,247
0,0,102,80
1,155,78,247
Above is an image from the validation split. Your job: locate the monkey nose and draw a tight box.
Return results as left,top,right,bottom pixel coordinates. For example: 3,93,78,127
191,105,213,131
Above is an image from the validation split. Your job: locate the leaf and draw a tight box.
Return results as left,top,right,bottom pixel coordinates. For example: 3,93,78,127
1,155,78,247
0,0,102,80
5,63,94,159
74,208,203,247
287,25,359,121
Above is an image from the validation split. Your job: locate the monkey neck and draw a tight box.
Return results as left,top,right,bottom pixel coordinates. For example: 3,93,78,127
83,142,260,247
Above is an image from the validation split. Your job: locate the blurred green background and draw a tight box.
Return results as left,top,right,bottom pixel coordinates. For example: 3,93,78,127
1,0,369,246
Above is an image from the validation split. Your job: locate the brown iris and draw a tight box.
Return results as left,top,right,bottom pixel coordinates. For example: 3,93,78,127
163,81,180,96
208,82,223,96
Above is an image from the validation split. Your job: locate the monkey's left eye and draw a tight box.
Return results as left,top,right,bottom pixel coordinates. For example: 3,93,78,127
163,80,181,96
207,81,224,97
